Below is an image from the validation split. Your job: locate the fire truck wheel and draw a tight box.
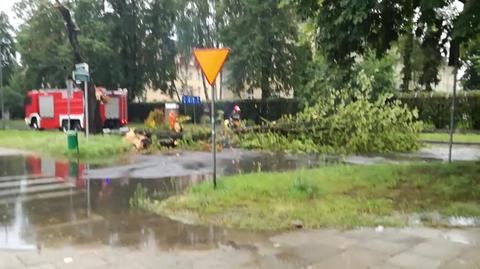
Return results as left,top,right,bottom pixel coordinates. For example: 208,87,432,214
31,119,39,130
72,121,82,132
61,122,69,133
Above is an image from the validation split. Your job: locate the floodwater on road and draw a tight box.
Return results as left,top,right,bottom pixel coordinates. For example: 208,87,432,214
0,145,479,251
0,150,321,251
86,149,325,180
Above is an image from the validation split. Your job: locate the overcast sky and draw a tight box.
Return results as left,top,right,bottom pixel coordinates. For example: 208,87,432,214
0,0,21,28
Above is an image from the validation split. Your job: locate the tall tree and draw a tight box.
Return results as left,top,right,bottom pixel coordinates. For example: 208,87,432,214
397,35,425,91
55,0,104,134
74,0,119,90
0,12,16,85
218,0,301,99
14,0,178,102
15,0,72,88
0,12,17,118
291,0,479,91
401,0,414,91
143,0,178,100
106,0,177,101
292,0,402,66
176,0,219,100
462,34,480,90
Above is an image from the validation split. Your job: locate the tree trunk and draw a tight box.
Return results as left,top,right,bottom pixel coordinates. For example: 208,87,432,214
55,0,103,134
260,68,271,122
219,70,223,100
401,0,413,92
261,88,271,100
171,79,181,103
448,0,472,67
201,73,209,101
260,69,271,100
88,83,103,133
55,0,81,64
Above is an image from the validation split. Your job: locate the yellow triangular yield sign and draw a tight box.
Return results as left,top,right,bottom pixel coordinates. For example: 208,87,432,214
193,48,230,86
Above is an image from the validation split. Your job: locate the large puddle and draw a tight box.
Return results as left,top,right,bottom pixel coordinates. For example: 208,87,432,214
1,145,479,251
0,152,321,251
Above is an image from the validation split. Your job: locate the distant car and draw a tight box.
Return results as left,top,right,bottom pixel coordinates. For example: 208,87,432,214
24,88,128,131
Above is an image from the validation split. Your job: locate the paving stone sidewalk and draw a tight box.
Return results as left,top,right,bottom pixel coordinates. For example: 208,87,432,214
1,227,479,269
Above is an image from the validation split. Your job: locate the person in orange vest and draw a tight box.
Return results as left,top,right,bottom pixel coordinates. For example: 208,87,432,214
169,111,183,133
229,105,241,129
168,111,177,130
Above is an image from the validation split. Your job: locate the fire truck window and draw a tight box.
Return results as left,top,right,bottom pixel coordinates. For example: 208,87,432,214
39,96,55,118
24,97,32,105
106,97,120,119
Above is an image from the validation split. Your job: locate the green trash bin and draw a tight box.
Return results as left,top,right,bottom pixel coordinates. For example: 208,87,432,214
67,131,79,151
69,161,79,177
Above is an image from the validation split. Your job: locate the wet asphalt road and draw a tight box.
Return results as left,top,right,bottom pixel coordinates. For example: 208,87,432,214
87,145,480,179
0,146,479,268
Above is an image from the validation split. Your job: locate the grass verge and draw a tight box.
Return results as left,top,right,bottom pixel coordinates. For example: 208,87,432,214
2,120,29,130
0,130,132,163
152,162,480,230
419,132,480,143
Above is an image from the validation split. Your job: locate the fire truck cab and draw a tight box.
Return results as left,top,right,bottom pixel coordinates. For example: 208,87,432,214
24,88,128,131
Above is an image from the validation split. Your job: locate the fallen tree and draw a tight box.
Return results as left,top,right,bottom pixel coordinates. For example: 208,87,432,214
235,72,423,154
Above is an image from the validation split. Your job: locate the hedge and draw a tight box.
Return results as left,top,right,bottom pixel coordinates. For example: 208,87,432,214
128,99,301,124
127,90,480,130
398,91,480,130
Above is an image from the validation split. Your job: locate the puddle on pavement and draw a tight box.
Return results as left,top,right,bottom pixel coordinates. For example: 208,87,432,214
407,212,480,227
219,152,330,175
1,146,478,251
1,153,302,251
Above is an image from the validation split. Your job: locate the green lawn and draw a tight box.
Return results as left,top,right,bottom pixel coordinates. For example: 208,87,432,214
0,130,132,163
128,121,146,129
1,119,29,130
152,162,480,230
419,132,480,143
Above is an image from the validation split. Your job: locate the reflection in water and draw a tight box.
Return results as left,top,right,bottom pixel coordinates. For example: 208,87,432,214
2,150,478,251
0,154,284,251
0,155,86,250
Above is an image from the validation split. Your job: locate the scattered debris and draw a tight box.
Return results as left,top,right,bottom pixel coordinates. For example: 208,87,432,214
159,138,177,148
289,220,304,230
123,129,151,150
200,141,223,152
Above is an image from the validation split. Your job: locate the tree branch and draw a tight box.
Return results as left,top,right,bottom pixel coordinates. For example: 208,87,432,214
54,0,82,64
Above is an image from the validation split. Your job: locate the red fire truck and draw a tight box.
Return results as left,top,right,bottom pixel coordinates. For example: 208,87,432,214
24,88,128,131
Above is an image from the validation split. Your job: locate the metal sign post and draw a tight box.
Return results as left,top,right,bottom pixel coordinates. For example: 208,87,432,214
86,164,91,218
193,48,230,189
73,63,90,140
66,79,74,131
193,97,197,125
211,85,217,188
84,81,89,140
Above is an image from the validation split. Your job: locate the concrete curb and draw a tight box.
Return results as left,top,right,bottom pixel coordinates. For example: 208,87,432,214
419,140,480,146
